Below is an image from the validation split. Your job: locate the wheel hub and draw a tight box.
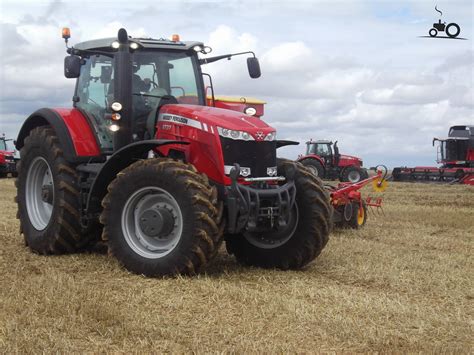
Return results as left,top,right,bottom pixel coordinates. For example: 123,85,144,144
25,156,54,231
122,187,183,259
139,207,175,238
41,184,54,204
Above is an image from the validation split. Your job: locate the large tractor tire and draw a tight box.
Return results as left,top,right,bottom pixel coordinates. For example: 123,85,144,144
301,158,325,178
16,126,92,254
341,166,365,183
100,158,223,277
225,159,332,270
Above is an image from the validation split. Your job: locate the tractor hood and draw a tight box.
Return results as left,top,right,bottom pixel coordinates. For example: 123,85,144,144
0,150,14,157
340,154,361,162
159,104,275,139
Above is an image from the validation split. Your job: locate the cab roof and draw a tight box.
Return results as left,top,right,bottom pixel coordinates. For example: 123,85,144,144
74,37,204,52
306,140,333,145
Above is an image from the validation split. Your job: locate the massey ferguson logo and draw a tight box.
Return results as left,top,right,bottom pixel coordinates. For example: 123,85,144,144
255,131,264,140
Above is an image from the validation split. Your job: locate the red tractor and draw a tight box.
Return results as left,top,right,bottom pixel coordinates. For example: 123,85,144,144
15,28,332,277
297,140,368,183
0,135,17,178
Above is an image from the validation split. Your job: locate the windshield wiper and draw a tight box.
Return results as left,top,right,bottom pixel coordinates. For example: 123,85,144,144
132,93,163,98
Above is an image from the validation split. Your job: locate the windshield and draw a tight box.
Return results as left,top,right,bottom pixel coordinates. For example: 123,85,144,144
0,140,6,151
75,50,204,149
307,143,331,156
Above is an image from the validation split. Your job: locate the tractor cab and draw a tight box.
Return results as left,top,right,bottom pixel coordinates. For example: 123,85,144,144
306,140,340,166
434,125,474,167
63,29,261,152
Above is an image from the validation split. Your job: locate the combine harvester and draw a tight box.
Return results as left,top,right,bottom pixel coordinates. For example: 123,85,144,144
393,126,474,185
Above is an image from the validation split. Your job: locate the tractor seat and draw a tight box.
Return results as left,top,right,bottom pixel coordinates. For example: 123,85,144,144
145,88,178,138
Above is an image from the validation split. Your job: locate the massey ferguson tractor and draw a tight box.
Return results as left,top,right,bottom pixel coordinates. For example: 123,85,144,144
392,125,474,185
15,28,332,277
0,135,17,178
297,139,368,183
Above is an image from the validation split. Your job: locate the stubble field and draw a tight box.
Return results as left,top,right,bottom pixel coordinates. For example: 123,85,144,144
0,177,473,352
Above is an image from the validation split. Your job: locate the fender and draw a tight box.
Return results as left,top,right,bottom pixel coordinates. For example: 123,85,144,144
276,140,299,149
15,108,101,163
297,154,325,167
85,139,189,218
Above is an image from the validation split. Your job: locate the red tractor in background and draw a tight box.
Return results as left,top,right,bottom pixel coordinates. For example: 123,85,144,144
297,139,368,183
14,28,332,277
0,135,18,178
393,125,474,185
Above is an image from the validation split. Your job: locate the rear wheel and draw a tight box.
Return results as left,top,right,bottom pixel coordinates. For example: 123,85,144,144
100,159,223,277
446,23,460,38
16,126,91,254
301,158,325,178
226,159,332,270
341,166,364,183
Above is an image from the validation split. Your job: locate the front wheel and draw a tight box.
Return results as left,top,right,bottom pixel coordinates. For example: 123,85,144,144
225,159,332,270
100,159,223,277
341,166,365,183
429,28,438,37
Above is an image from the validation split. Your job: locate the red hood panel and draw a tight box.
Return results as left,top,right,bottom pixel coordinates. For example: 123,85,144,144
0,150,14,156
160,104,274,134
340,154,361,161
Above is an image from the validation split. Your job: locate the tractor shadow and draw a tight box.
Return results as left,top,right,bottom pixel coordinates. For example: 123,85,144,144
418,36,468,40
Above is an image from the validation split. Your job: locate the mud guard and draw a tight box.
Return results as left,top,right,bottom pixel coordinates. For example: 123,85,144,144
85,140,189,218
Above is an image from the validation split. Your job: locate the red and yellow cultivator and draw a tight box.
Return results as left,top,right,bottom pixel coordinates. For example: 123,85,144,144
326,166,388,229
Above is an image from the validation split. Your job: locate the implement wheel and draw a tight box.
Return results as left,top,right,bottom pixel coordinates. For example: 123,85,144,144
16,126,92,253
347,201,367,229
100,159,223,277
226,159,332,270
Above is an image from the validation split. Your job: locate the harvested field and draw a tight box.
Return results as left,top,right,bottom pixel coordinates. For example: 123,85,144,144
0,177,473,352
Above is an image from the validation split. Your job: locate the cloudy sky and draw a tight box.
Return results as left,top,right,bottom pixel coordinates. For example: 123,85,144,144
0,0,472,167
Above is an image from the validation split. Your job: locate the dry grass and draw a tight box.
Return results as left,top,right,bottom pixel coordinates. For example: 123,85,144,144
0,178,473,352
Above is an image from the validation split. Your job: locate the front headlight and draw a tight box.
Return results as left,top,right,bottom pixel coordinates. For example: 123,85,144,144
264,132,276,141
217,127,255,141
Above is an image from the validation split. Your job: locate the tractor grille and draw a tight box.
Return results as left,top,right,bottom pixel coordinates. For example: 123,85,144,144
220,137,277,178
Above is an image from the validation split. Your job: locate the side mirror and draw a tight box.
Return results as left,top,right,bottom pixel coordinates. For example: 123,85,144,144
247,57,261,79
100,66,112,83
64,55,81,78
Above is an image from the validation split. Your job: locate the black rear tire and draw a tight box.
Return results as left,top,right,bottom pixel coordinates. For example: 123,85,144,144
301,158,325,179
100,158,223,277
360,168,369,180
446,23,460,38
225,159,332,270
16,126,93,254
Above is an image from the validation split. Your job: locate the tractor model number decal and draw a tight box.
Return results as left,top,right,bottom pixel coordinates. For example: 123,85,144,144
159,114,203,130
